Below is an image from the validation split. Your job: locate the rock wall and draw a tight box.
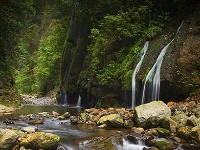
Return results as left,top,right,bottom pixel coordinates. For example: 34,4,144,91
59,9,91,104
59,1,200,107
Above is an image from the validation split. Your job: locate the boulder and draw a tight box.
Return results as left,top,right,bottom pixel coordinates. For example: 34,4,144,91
70,116,78,124
80,113,89,122
0,128,18,150
162,117,178,133
89,114,100,123
190,125,200,142
28,118,44,125
21,126,37,133
98,114,124,128
171,112,188,127
177,126,191,140
135,101,171,128
187,115,199,126
51,111,60,116
131,127,144,134
20,132,60,150
124,119,134,128
59,112,70,120
156,128,170,137
155,140,176,150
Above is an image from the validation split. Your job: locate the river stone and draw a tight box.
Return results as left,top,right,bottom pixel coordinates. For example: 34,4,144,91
177,126,191,140
59,112,70,120
124,119,134,128
52,111,60,116
20,132,60,149
190,125,200,142
187,115,199,126
98,114,124,127
155,139,175,150
171,113,188,127
80,113,89,122
70,116,78,124
21,126,37,133
135,101,171,128
0,128,18,149
156,128,170,137
162,117,178,133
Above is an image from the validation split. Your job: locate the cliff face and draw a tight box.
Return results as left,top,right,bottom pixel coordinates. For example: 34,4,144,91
59,1,200,107
176,5,200,98
137,5,200,102
59,12,91,104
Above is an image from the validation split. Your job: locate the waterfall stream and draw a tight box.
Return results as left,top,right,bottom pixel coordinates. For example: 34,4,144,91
77,95,81,107
141,21,184,104
64,94,68,105
132,41,149,108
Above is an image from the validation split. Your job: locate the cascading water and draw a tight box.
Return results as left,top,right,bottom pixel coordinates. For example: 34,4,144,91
132,41,149,108
141,21,184,104
64,94,68,105
77,95,81,107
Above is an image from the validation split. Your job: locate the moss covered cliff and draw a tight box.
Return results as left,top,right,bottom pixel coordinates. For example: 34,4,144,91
60,0,200,107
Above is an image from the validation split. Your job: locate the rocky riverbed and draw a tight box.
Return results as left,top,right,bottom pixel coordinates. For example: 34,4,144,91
0,96,199,150
69,99,200,150
21,94,57,105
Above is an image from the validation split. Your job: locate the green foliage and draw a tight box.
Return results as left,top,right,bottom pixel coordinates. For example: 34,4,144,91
33,20,67,94
13,1,70,95
79,1,171,90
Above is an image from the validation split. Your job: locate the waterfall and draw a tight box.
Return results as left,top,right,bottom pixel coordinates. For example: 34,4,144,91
64,94,68,105
141,21,184,104
77,95,81,107
132,41,149,108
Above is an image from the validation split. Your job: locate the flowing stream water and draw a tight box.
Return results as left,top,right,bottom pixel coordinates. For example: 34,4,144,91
0,105,148,150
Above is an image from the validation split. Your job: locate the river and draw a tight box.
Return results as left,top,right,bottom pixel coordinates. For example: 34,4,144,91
0,105,148,150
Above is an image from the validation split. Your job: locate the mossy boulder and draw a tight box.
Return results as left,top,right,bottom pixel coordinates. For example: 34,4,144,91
135,101,171,128
80,113,89,122
124,119,135,128
171,113,188,127
187,115,199,126
155,140,175,150
0,128,18,150
20,132,60,150
156,128,170,137
162,117,178,133
98,114,124,128
177,126,192,140
190,125,200,142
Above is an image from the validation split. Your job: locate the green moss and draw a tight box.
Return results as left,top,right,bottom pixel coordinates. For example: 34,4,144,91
156,127,170,136
155,140,172,150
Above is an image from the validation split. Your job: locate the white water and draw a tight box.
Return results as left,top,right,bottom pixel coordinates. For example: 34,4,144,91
64,94,68,105
141,21,184,104
132,41,149,108
77,95,81,107
122,139,148,150
141,40,174,103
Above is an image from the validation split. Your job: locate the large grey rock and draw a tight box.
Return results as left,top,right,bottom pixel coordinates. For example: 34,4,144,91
135,101,171,128
0,128,18,149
